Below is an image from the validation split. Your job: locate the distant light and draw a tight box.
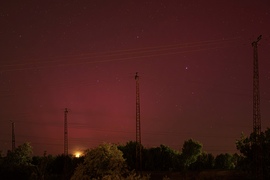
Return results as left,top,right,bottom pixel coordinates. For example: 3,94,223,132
74,152,82,158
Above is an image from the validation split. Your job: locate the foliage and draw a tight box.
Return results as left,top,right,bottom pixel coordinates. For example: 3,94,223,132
118,141,138,170
180,139,202,168
36,154,83,180
32,154,48,179
214,153,234,169
96,171,150,180
0,143,84,180
1,136,256,179
144,144,180,171
0,142,38,179
189,152,215,170
236,128,270,178
236,133,253,159
4,142,33,166
71,143,128,180
119,142,180,171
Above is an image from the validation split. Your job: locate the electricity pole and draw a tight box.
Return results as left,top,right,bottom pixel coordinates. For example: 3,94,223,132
252,35,263,179
11,121,15,151
135,72,142,174
63,108,69,180
64,108,69,156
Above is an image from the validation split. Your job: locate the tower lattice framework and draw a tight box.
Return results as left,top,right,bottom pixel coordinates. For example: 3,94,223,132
64,108,69,156
135,72,142,173
11,122,15,151
252,35,263,179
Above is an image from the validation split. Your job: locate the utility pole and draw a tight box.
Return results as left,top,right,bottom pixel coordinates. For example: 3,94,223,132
11,121,15,151
63,108,69,180
252,35,263,179
64,108,69,156
135,72,142,174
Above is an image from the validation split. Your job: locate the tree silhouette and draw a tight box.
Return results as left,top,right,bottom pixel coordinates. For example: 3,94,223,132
71,143,128,179
181,139,202,168
236,128,270,178
189,152,215,170
0,142,38,179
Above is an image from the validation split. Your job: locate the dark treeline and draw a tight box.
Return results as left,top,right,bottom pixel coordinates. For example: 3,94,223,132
0,128,270,179
118,140,240,172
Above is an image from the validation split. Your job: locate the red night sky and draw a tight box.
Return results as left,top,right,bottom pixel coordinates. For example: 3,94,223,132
1,1,270,156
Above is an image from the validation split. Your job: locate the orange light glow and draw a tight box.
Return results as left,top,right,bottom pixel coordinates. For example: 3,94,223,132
74,152,82,158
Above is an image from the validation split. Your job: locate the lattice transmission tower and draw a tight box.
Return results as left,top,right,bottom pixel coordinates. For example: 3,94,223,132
11,121,15,151
135,72,142,173
252,35,263,179
64,108,69,156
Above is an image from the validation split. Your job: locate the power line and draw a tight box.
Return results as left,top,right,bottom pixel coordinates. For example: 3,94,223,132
0,129,243,145
1,37,242,66
0,119,253,135
0,37,247,72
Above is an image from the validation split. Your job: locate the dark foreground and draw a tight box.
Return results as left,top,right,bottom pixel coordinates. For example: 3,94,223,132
146,170,251,180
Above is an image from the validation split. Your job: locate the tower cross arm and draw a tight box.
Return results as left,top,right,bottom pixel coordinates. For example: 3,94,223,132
252,35,262,46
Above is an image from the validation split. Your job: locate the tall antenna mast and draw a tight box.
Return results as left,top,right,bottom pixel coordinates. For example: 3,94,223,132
252,35,262,179
135,72,142,173
64,108,69,156
11,121,15,151
252,35,262,137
